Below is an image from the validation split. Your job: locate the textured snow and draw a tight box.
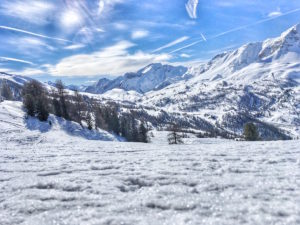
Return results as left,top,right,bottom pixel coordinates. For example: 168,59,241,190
1,101,300,225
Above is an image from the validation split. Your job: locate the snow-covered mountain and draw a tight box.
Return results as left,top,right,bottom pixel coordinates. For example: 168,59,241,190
188,23,300,83
84,63,188,94
93,24,300,139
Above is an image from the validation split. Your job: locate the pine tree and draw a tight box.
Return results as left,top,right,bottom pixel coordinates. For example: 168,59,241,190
1,80,13,100
138,122,149,143
36,97,49,121
52,98,62,117
23,94,35,117
243,122,259,141
55,80,69,120
94,106,108,130
72,90,85,125
86,112,93,130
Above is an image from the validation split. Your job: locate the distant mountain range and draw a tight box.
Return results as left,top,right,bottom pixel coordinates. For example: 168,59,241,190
83,63,188,94
1,24,300,139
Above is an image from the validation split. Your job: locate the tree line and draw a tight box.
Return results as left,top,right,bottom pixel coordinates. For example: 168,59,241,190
22,80,149,143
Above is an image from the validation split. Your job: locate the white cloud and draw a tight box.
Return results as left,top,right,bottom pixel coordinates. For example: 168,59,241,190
180,53,191,58
64,44,86,50
0,26,71,42
185,0,199,19
0,57,34,65
47,41,172,76
153,36,189,53
131,30,149,39
268,10,282,17
0,0,55,25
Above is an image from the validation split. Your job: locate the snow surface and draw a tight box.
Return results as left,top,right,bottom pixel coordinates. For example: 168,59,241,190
1,101,300,225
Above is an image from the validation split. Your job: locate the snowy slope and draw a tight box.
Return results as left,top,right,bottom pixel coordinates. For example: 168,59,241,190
0,101,118,143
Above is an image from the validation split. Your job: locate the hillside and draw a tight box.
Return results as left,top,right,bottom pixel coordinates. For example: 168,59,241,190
0,100,118,144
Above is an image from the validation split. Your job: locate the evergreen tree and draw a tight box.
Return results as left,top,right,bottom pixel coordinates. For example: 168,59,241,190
36,97,49,121
138,122,149,143
1,81,13,100
86,112,93,130
23,94,35,117
52,98,62,117
243,122,260,141
55,80,69,120
94,106,108,130
72,90,85,125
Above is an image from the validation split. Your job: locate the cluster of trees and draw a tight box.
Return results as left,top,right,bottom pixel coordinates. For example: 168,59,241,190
23,80,49,121
22,80,149,143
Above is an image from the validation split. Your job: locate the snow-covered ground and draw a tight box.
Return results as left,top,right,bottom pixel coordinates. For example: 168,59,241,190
1,101,300,225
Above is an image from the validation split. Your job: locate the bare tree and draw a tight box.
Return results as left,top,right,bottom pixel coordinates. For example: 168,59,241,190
167,124,184,144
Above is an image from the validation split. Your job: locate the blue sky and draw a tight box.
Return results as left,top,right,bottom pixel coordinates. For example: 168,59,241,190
0,0,300,84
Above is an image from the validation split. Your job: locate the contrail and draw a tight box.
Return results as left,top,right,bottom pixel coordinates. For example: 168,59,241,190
201,33,207,41
152,36,189,53
0,56,34,65
0,25,71,42
170,7,300,53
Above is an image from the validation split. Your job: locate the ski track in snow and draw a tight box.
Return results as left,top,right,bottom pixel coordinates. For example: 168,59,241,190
0,101,300,224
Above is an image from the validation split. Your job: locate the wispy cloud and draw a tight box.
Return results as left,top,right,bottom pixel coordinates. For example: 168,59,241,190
6,37,56,56
0,57,34,65
153,36,190,53
131,30,149,39
0,0,55,25
185,0,199,19
0,26,71,42
47,41,171,77
64,44,86,50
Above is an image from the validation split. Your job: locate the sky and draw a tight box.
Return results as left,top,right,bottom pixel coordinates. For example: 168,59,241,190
0,0,300,84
